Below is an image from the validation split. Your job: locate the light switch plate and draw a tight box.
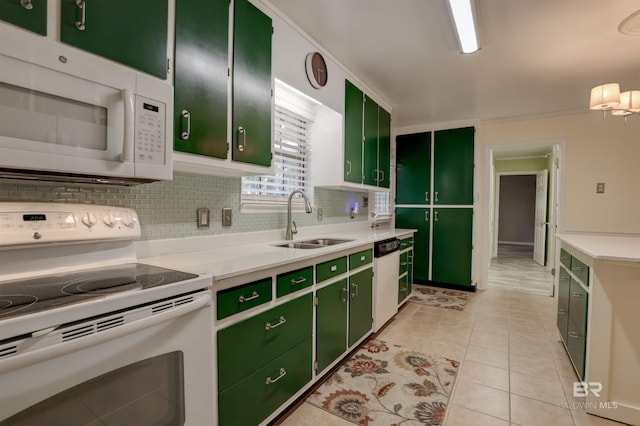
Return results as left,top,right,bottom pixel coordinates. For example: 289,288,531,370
596,182,605,193
222,208,232,227
197,208,210,229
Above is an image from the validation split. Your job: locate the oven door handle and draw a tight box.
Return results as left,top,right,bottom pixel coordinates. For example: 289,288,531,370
0,292,211,375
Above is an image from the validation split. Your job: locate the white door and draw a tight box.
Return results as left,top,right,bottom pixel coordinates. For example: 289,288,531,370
533,170,548,266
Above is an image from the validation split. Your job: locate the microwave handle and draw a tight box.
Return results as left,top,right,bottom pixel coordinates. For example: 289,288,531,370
120,89,135,162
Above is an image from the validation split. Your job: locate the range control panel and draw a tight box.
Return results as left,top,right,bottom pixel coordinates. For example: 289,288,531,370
0,203,140,247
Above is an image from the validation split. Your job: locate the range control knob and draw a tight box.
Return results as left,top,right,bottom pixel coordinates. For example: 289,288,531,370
103,213,115,228
81,212,97,228
121,212,134,228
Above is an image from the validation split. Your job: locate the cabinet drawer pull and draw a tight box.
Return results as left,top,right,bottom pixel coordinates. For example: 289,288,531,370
291,277,307,285
351,282,359,297
560,255,569,261
238,291,259,303
401,262,408,266
237,126,246,152
265,316,286,330
360,255,365,261
571,292,585,299
20,0,33,10
425,210,429,222
75,0,86,31
568,331,582,339
434,191,439,202
265,368,286,385
572,266,583,273
559,277,568,282
181,110,191,140
558,309,567,315
330,265,337,272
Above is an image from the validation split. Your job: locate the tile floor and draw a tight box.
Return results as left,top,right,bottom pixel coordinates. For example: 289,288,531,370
275,288,625,426
488,244,554,296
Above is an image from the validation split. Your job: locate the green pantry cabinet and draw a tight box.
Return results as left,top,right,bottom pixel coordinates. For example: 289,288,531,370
174,0,273,167
556,248,589,379
0,0,47,35
395,127,474,287
344,80,391,188
215,246,374,425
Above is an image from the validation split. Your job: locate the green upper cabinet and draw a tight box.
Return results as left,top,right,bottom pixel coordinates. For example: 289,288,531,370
363,95,378,186
377,106,391,188
432,208,473,286
0,0,47,35
395,207,430,282
433,127,474,205
396,132,431,204
60,0,168,79
231,0,272,167
174,0,229,159
344,80,363,184
348,267,373,347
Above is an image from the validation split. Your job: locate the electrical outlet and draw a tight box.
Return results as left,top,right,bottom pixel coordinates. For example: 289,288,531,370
317,208,323,221
222,208,232,227
596,182,605,193
197,208,210,229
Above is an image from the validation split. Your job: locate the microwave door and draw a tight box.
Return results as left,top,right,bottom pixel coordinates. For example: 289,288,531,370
0,57,134,178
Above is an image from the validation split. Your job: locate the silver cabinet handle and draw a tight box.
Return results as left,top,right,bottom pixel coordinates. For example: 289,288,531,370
379,170,384,182
374,168,379,181
265,316,286,330
571,292,585,299
425,210,429,222
330,265,338,272
346,160,352,176
434,191,439,202
20,0,33,10
425,192,429,202
560,256,569,261
351,282,359,297
572,266,582,273
238,291,259,303
568,331,582,339
559,277,569,282
290,277,307,286
75,0,86,31
434,210,439,221
237,126,246,152
400,262,408,266
557,309,567,315
265,368,286,385
360,255,365,261
342,287,348,303
181,110,191,140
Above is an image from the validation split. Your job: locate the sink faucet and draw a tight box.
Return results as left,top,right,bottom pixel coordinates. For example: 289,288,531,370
285,190,312,240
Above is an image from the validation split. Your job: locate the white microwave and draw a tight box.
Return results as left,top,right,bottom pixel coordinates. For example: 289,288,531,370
0,24,173,185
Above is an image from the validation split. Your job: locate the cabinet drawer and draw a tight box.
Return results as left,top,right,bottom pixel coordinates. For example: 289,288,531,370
571,257,589,286
217,293,312,391
399,251,409,276
349,249,373,270
316,256,347,283
218,339,312,426
568,279,588,332
567,319,586,380
560,248,571,269
217,278,272,320
399,237,413,250
276,266,313,298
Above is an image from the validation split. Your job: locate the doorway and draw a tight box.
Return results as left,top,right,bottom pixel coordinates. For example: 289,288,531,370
486,142,561,296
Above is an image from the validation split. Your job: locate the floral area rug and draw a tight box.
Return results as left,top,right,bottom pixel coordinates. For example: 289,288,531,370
306,339,459,425
409,285,470,311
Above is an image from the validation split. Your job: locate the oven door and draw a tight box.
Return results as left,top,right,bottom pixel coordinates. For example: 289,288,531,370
0,291,214,426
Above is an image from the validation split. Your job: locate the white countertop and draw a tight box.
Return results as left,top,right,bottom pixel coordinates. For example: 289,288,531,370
138,223,415,281
557,233,640,262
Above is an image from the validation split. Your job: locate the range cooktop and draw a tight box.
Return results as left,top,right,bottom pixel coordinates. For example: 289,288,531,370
0,264,198,321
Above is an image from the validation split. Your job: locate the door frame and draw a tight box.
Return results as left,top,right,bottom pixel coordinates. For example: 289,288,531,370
482,139,566,296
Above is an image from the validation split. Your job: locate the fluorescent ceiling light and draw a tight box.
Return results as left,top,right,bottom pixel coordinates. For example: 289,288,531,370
447,0,480,54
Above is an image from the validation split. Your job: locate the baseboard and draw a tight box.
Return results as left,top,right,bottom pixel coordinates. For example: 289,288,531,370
414,280,477,293
498,241,534,246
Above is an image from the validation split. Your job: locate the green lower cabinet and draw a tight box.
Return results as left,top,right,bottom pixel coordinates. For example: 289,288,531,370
348,267,373,347
218,339,312,426
395,208,430,282
432,208,473,286
398,274,409,304
316,279,348,373
0,0,47,35
232,0,273,166
60,0,168,78
217,293,312,392
556,267,570,344
566,319,586,380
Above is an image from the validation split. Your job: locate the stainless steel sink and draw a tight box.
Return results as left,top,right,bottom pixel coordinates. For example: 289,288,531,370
274,238,353,249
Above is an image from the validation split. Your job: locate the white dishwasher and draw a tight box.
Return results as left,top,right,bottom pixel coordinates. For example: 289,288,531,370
373,238,401,332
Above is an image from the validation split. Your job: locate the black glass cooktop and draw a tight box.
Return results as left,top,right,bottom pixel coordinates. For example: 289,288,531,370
0,264,198,320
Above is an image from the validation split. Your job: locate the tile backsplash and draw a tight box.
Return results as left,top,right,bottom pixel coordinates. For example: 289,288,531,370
0,172,368,240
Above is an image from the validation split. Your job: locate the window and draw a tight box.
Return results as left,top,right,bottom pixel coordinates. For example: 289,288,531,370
372,191,391,223
241,81,316,210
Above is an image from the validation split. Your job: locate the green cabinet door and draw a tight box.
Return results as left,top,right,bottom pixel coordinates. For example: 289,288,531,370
174,0,228,159
0,0,46,35
432,208,473,286
344,80,363,183
395,208,430,282
232,0,272,166
433,127,474,205
377,106,391,188
396,132,431,205
60,0,168,78
348,267,373,347
363,95,378,186
316,279,348,373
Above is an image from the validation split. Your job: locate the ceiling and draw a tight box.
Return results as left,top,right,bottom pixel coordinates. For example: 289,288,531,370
268,0,640,129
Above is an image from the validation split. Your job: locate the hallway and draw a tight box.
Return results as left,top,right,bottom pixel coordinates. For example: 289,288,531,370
488,244,554,296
